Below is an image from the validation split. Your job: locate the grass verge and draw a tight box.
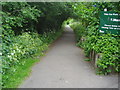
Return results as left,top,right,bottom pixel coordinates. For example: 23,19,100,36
3,56,40,88
2,29,63,88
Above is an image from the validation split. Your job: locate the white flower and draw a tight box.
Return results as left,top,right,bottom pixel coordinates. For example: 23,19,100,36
0,53,2,55
13,50,15,53
11,53,14,55
8,55,11,58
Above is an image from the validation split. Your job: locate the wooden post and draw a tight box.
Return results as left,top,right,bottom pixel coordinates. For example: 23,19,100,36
95,53,102,68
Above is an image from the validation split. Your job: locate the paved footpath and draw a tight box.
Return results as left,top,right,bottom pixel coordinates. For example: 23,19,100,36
20,25,118,88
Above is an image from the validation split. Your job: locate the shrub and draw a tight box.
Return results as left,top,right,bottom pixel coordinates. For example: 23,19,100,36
71,2,120,74
2,29,63,87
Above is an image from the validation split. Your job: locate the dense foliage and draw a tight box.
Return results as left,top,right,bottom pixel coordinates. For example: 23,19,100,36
1,2,72,87
28,2,73,33
1,1,120,88
71,2,120,74
2,30,63,88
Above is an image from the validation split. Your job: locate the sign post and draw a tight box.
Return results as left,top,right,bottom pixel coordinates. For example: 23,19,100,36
99,11,120,35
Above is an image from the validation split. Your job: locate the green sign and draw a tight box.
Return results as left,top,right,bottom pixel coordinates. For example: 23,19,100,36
99,11,120,35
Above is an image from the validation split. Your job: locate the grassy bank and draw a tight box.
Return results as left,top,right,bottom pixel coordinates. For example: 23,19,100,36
2,29,63,88
3,57,40,88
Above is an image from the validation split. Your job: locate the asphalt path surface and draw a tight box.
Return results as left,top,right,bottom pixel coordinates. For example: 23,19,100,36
20,25,118,88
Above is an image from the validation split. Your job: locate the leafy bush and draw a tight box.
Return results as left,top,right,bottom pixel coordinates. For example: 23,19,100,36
2,32,44,86
70,22,86,43
2,29,63,87
72,21,120,74
28,2,73,33
1,2,69,87
1,2,41,35
71,2,120,74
